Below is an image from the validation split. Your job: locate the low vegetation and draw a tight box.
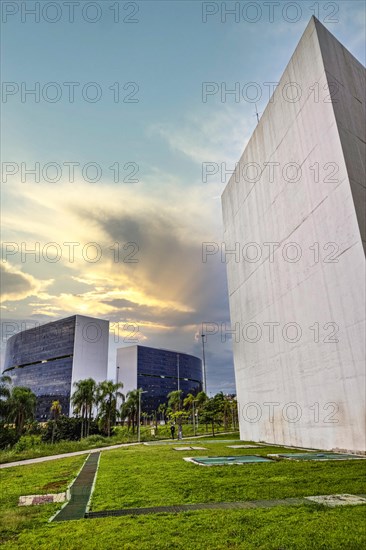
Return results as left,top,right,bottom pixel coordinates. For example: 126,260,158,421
1,439,365,549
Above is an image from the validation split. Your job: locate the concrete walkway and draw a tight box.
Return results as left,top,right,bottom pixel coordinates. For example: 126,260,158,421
52,452,100,522
0,442,140,469
0,433,239,469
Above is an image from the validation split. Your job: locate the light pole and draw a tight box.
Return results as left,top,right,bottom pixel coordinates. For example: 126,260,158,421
116,365,120,397
201,333,207,394
115,365,120,425
192,399,197,437
138,389,147,443
177,353,180,392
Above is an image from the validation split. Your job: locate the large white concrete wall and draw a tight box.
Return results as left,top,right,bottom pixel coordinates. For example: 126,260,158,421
315,21,366,252
71,315,109,413
222,17,365,452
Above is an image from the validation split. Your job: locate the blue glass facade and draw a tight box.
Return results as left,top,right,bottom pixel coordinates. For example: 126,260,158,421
3,316,76,421
136,346,202,412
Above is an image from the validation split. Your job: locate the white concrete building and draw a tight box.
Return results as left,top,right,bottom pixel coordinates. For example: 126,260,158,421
221,17,365,452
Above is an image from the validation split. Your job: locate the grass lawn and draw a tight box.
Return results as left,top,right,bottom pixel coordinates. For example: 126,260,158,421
90,441,366,510
0,455,86,545
0,427,237,464
1,440,365,549
1,505,366,549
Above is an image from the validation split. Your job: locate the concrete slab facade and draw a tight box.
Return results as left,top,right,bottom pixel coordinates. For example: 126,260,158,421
221,17,365,452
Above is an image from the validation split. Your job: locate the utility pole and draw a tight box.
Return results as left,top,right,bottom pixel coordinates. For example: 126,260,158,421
201,333,207,394
192,399,197,437
177,353,180,392
137,389,147,443
115,365,120,420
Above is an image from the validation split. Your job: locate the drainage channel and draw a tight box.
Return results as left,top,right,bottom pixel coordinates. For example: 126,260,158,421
86,497,306,518
52,452,100,522
86,494,366,519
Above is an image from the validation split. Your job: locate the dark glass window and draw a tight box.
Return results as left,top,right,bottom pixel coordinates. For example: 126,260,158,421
136,346,202,412
4,316,76,420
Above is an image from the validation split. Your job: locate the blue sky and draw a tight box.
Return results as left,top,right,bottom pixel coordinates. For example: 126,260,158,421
1,0,365,394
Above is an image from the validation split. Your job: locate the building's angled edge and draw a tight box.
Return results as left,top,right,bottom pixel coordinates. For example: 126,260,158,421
221,17,365,452
314,17,366,252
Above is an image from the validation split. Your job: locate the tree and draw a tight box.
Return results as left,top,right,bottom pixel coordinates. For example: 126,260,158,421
121,389,139,433
183,393,196,431
195,391,208,430
7,386,36,436
71,378,97,438
157,402,167,423
200,394,223,436
0,375,12,420
167,390,182,413
50,400,62,444
196,391,208,409
213,392,227,429
231,397,238,429
0,375,17,449
97,380,124,437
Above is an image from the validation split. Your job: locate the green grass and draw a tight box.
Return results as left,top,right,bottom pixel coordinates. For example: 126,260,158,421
0,426,237,464
1,440,365,549
1,506,366,549
90,442,366,510
0,455,86,545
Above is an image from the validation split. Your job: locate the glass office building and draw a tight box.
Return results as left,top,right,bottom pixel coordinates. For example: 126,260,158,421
117,345,203,412
3,315,109,420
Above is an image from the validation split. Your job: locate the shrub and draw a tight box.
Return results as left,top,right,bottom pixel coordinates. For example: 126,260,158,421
42,416,102,443
84,435,107,445
0,425,19,449
42,415,82,442
14,435,41,452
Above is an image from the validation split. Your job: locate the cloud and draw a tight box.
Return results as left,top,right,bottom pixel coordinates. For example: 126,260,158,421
150,107,252,166
0,172,230,328
1,146,236,393
0,262,51,303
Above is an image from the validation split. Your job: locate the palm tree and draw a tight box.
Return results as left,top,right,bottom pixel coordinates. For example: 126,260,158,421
71,378,97,438
0,375,12,421
167,390,182,413
7,386,36,436
157,402,167,423
183,393,196,431
97,381,124,437
121,389,139,433
231,397,238,429
196,391,208,408
50,400,62,444
195,391,208,432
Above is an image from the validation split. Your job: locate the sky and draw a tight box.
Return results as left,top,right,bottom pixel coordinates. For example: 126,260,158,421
1,0,365,394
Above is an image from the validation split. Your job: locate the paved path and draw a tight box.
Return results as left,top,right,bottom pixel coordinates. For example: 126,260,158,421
52,452,100,522
0,442,140,469
0,433,239,469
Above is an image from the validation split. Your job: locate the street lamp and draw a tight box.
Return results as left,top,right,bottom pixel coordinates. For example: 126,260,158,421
192,399,198,437
177,353,180,392
138,389,147,443
201,333,207,394
115,365,120,419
